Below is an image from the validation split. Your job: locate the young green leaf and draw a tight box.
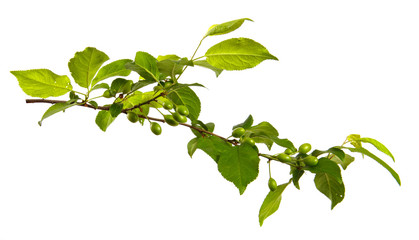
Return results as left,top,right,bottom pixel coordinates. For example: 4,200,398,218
91,59,132,87
11,69,73,98
68,47,109,88
38,102,77,126
343,147,401,185
314,172,345,209
193,59,223,77
167,86,201,121
125,51,160,82
346,134,362,148
259,181,290,226
205,18,253,37
217,144,260,195
233,115,254,130
95,110,115,132
359,137,395,162
205,38,278,70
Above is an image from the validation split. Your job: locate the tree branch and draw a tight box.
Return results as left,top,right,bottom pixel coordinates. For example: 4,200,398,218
25,98,238,145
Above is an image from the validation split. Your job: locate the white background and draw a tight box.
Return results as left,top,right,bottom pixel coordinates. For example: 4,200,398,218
1,0,418,239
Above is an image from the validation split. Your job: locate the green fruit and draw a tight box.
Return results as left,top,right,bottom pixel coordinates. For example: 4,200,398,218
172,112,187,123
176,105,189,116
276,153,292,163
298,143,312,154
242,137,256,146
162,101,173,110
164,82,173,89
127,112,139,123
232,127,245,138
268,178,277,191
284,148,295,155
103,90,112,98
303,155,319,167
150,122,162,135
164,115,179,126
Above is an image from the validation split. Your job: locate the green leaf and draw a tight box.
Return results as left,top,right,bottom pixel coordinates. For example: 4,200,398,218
258,181,290,226
307,157,343,183
205,18,253,37
91,83,109,91
343,147,401,185
233,115,253,130
330,154,355,170
167,83,206,92
194,136,233,163
205,38,278,70
38,102,77,126
311,147,346,161
314,172,345,209
157,56,192,79
125,51,159,82
191,121,214,137
91,59,132,87
359,137,395,162
131,79,156,92
193,59,223,77
88,101,98,109
272,137,297,152
110,78,133,95
11,69,73,98
346,134,362,148
109,103,123,117
167,86,201,121
291,168,304,190
68,47,109,88
95,110,115,132
187,138,199,158
247,121,279,150
217,144,260,194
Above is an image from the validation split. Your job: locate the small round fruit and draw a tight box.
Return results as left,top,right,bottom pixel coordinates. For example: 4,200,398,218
303,155,319,167
284,148,295,155
150,122,162,135
276,153,292,163
172,112,187,123
232,127,245,138
103,90,112,98
162,101,173,110
242,137,256,146
176,105,189,116
164,115,179,126
127,112,139,123
298,143,312,154
268,178,277,192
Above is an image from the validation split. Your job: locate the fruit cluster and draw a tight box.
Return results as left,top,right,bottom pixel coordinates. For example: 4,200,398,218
126,98,190,136
231,127,256,146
